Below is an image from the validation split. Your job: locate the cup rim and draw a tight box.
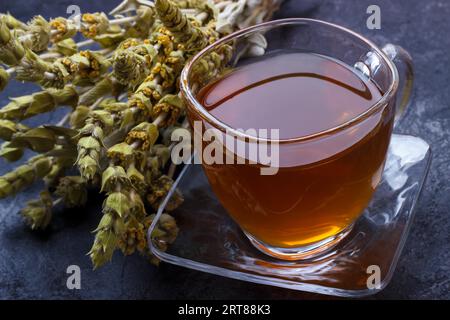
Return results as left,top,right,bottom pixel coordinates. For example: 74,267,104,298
180,18,399,144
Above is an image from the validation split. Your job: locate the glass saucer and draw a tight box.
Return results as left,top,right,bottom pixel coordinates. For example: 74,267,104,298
148,134,431,297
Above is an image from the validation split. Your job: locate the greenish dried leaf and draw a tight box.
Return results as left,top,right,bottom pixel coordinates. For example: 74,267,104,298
0,141,23,162
21,191,53,230
11,127,56,153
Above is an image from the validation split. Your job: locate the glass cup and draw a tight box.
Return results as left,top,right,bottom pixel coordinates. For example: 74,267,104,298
180,18,414,260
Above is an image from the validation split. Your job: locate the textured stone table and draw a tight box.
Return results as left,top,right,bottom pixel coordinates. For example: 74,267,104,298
0,0,448,299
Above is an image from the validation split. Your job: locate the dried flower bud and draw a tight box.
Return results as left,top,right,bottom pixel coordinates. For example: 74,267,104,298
101,166,131,193
14,48,52,83
91,110,114,129
33,155,54,177
81,13,109,39
21,191,53,230
146,174,183,211
55,176,87,208
93,29,126,48
112,42,158,88
152,62,177,89
43,59,70,88
49,17,77,42
113,49,145,87
1,13,27,30
0,141,24,162
43,125,78,139
156,0,190,34
0,119,28,140
0,155,52,199
32,50,110,88
100,100,128,115
51,38,78,56
128,91,153,114
89,227,119,268
190,44,232,86
76,109,115,180
155,0,207,52
152,93,184,126
118,193,147,256
176,0,217,20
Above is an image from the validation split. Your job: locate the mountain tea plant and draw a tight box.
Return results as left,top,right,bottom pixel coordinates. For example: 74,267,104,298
0,0,282,268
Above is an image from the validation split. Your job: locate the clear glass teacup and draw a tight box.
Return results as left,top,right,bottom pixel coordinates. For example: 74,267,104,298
180,19,413,260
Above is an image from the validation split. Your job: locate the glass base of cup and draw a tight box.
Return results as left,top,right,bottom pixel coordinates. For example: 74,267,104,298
243,223,355,261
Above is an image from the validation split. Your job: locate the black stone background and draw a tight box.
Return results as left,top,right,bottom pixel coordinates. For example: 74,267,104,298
0,0,449,299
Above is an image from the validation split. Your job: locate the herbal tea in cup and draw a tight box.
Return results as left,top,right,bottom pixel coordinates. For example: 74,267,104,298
181,19,414,260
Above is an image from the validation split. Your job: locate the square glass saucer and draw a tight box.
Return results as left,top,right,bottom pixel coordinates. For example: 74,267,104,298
148,134,431,297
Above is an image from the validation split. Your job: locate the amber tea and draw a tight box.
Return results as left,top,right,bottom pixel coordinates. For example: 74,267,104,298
196,52,394,253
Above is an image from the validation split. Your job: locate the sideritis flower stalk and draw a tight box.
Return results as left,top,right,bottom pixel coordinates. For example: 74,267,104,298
15,49,110,88
0,155,53,199
76,110,114,181
0,85,78,120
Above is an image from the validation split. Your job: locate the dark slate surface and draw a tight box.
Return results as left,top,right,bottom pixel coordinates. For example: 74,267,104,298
0,0,449,299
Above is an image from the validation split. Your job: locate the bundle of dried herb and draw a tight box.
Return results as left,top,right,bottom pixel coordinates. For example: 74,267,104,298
0,0,282,269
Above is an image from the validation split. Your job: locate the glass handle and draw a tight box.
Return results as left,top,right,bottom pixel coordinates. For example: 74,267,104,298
381,44,415,127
